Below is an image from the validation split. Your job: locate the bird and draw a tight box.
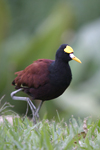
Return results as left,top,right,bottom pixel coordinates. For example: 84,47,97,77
11,44,81,123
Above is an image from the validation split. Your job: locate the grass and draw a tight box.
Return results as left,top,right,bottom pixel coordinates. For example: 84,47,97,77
1,116,100,149
0,97,100,149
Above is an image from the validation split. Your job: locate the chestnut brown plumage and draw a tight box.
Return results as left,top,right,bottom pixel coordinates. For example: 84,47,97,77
11,44,81,124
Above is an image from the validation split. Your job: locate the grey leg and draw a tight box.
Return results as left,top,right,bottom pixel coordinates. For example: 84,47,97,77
11,89,36,109
11,88,38,124
35,101,43,117
23,102,29,118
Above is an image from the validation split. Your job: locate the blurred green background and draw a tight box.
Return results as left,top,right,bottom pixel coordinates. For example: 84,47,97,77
0,0,100,120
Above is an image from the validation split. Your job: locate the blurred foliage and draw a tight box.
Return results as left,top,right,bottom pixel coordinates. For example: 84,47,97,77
0,0,100,120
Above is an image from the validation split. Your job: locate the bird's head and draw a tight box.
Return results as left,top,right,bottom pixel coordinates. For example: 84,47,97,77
56,44,81,63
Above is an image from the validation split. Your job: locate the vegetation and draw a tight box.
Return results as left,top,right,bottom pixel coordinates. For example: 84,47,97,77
0,97,100,149
1,115,100,149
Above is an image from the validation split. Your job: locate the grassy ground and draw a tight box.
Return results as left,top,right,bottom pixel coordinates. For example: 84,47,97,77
0,97,100,150
0,115,100,149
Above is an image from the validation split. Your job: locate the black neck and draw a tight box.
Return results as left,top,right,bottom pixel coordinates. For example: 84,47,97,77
49,59,72,87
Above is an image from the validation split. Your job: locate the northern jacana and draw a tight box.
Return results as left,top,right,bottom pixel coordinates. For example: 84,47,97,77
11,44,81,123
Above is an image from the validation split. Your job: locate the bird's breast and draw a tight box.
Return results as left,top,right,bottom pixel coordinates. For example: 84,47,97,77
49,63,72,88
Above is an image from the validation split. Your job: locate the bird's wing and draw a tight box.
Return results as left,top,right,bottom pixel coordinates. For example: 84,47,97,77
12,59,54,88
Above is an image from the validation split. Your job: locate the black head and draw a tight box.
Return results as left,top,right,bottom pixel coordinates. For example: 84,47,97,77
56,44,81,63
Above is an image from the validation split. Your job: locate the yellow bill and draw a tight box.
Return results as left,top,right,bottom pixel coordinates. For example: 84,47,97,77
64,45,81,63
69,53,81,63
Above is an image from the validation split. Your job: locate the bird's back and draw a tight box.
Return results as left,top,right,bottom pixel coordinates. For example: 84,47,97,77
12,59,54,89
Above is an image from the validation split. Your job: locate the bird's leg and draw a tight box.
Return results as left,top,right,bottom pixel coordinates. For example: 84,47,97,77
26,97,36,124
27,97,39,118
10,88,37,124
35,101,43,118
23,102,29,118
